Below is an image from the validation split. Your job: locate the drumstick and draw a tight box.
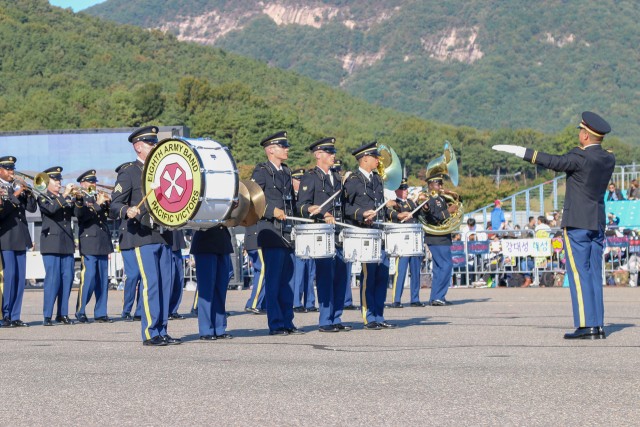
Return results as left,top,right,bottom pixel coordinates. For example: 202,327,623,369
400,199,429,223
135,184,158,210
333,221,359,229
286,216,316,223
309,190,342,216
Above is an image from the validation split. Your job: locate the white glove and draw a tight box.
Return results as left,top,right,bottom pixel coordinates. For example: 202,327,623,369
492,145,526,159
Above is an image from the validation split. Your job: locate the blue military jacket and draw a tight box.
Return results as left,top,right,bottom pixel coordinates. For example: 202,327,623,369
343,170,388,227
524,145,615,231
250,161,296,249
190,225,234,255
391,198,417,223
421,193,452,246
74,195,114,256
297,166,344,221
109,160,172,250
38,192,76,255
0,190,37,251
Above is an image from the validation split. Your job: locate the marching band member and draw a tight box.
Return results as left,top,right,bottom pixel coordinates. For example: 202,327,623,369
389,178,426,308
291,168,317,313
420,173,458,306
0,156,37,327
191,225,234,340
243,224,266,315
74,170,114,323
116,162,142,322
38,166,76,326
168,229,187,320
298,137,352,332
493,111,614,339
251,131,303,336
110,126,178,346
343,142,408,330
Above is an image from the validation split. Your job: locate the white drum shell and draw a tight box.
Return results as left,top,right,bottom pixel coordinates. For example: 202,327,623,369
292,224,335,259
341,228,383,263
184,138,238,228
384,223,424,256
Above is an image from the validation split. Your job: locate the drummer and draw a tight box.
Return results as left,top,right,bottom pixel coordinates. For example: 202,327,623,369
250,131,303,336
298,137,351,332
343,141,410,330
389,178,427,308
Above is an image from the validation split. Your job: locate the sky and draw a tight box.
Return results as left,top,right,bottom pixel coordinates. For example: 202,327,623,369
49,0,106,12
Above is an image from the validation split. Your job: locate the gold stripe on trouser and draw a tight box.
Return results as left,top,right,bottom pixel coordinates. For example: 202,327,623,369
76,257,87,313
192,290,198,310
251,249,265,309
135,248,153,340
564,228,586,327
361,263,368,324
391,257,400,301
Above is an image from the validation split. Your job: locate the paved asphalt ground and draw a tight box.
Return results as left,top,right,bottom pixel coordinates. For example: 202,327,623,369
1,286,639,426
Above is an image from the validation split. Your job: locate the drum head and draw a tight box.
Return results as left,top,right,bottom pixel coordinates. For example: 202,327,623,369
141,138,205,228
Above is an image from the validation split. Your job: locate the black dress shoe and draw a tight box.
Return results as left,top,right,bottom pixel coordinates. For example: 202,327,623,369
95,316,114,323
199,335,217,341
245,307,265,315
379,321,397,329
286,327,305,335
343,305,359,310
56,315,75,325
269,329,289,336
216,333,233,339
563,327,601,340
319,325,339,332
161,335,182,345
443,299,454,306
76,314,90,324
143,336,168,346
364,322,382,330
306,307,318,312
429,300,446,306
293,306,308,313
388,302,404,308
2,319,14,327
11,320,29,327
169,313,185,320
133,315,142,321
121,314,134,322
409,302,427,307
598,327,606,339
334,323,353,331
43,317,54,326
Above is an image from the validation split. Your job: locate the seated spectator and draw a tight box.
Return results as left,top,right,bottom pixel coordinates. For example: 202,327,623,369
628,179,639,200
606,182,625,201
607,212,620,228
535,215,551,238
461,217,488,241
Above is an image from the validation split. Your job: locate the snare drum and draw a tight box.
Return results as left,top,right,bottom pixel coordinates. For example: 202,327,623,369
384,223,424,256
142,137,239,229
340,228,383,262
291,224,335,259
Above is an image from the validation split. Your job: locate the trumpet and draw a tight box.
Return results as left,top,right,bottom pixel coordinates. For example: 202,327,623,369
71,184,111,204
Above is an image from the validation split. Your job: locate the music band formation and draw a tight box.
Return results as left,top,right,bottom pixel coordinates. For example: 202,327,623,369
0,110,615,344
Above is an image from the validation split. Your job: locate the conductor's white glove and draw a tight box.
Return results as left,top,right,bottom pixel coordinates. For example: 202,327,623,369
492,145,526,159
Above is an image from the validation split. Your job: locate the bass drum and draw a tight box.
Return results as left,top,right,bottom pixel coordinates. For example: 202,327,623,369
142,137,238,229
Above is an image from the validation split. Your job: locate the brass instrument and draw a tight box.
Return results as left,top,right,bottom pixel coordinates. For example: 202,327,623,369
417,141,464,235
376,144,403,192
12,171,51,199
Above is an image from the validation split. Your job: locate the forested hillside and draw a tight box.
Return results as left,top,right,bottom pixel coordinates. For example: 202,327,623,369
87,0,640,141
1,0,637,210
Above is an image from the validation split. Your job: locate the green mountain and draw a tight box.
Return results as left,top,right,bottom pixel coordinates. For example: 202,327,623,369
86,0,640,141
1,0,637,210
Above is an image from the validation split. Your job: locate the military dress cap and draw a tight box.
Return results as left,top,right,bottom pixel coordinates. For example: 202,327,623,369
77,169,98,183
128,126,159,144
577,111,611,137
397,178,409,190
291,168,305,179
44,166,63,180
308,137,336,153
331,159,342,172
427,173,445,183
0,156,17,170
260,131,290,148
351,141,379,159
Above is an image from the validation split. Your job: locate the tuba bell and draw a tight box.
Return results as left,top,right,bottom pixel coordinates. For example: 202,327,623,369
417,141,464,235
376,144,403,192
